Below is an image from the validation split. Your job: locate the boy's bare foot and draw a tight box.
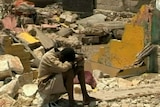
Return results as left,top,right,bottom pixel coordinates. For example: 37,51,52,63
83,96,97,105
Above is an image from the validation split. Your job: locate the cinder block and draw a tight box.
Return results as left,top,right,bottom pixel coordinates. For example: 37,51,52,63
82,36,100,44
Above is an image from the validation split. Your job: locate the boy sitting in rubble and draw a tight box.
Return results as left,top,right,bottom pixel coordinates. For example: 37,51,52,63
37,47,96,107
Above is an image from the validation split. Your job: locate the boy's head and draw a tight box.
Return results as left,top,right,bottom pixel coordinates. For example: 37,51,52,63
60,47,75,62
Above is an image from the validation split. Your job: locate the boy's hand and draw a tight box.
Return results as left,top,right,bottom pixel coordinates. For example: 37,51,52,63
75,54,84,62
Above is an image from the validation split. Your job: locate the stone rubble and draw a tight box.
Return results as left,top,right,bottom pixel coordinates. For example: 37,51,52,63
0,1,158,107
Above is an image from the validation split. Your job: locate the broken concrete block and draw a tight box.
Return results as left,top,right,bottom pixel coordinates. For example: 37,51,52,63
82,36,100,45
8,56,24,74
22,84,38,97
16,94,33,106
60,13,67,23
0,78,20,98
0,60,12,80
69,23,78,29
65,14,78,23
17,72,33,87
56,28,73,37
76,14,107,26
0,54,24,74
33,46,45,60
0,94,16,107
55,35,81,48
3,43,31,73
118,78,132,88
60,11,72,23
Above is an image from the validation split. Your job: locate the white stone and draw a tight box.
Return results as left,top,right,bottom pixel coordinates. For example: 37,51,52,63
33,46,45,60
93,69,104,80
22,84,38,97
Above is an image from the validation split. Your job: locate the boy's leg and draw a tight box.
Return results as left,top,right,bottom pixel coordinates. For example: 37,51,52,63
62,69,75,106
75,56,95,105
76,66,92,105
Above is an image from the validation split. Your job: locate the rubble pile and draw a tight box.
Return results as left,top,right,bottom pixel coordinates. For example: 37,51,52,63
93,73,160,107
58,72,160,107
0,1,157,107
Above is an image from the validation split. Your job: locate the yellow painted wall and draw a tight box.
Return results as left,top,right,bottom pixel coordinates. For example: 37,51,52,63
109,24,144,69
91,24,144,69
90,5,151,69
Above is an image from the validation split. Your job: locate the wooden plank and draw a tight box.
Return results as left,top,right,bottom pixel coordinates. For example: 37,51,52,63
90,61,120,77
89,61,147,78
90,84,160,101
34,28,54,50
117,65,147,78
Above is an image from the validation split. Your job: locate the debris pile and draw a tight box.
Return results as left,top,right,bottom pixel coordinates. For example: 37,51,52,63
0,0,157,107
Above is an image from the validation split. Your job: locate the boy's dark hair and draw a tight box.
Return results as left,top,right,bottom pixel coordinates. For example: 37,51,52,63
60,47,75,62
